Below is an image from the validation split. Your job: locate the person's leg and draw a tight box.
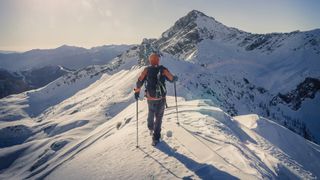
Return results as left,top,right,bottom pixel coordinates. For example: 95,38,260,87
153,99,165,141
147,100,156,131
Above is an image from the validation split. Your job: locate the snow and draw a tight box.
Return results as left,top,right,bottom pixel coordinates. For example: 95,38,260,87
41,98,320,179
298,93,320,140
234,114,320,178
1,64,319,179
233,114,259,129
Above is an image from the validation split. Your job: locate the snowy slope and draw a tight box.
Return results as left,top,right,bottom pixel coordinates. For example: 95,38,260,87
0,65,141,179
1,57,320,179
45,98,320,180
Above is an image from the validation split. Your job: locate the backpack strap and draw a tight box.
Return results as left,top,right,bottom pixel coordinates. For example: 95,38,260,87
156,66,167,97
156,65,164,81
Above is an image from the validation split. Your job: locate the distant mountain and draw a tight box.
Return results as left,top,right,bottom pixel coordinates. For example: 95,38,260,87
0,66,70,99
0,44,133,71
0,69,29,98
0,50,19,54
0,44,133,98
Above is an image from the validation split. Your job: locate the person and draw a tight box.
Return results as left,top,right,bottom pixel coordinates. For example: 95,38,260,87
134,53,178,146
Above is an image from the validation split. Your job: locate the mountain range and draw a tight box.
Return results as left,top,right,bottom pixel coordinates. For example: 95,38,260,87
0,44,133,98
0,10,319,179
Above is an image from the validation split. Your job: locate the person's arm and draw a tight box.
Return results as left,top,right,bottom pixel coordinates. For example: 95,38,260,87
134,68,148,93
163,68,177,82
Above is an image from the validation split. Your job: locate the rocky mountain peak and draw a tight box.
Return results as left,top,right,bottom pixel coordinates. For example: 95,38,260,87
161,10,218,37
184,9,209,21
155,10,236,59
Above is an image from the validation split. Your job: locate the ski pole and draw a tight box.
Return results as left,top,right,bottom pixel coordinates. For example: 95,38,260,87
165,97,169,108
174,81,180,125
136,99,139,148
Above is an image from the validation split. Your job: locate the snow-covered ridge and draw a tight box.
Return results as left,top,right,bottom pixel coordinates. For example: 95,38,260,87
41,99,320,179
1,87,320,179
0,57,319,179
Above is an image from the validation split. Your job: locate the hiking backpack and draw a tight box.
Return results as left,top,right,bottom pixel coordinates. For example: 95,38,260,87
145,65,167,98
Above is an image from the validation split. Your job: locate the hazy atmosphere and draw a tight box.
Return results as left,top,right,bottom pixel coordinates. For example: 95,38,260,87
0,0,319,51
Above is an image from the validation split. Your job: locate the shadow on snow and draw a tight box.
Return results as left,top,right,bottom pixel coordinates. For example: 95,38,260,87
139,141,238,180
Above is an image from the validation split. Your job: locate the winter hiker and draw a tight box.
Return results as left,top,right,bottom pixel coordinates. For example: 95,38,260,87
134,53,178,146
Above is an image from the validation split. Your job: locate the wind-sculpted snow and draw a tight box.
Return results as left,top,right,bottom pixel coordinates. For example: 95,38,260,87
35,98,320,179
0,65,142,178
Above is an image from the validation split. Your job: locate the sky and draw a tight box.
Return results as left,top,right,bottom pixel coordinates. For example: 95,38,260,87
0,0,319,52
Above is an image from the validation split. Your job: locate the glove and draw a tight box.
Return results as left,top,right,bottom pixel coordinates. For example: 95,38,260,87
134,88,140,100
172,75,178,82
134,92,139,100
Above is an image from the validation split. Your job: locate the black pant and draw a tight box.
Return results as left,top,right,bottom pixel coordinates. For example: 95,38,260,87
147,99,165,141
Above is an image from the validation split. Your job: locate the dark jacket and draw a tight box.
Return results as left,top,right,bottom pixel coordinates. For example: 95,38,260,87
135,65,174,100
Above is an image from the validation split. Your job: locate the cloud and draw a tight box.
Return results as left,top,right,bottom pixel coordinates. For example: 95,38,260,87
98,8,112,18
81,0,113,18
81,0,93,10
